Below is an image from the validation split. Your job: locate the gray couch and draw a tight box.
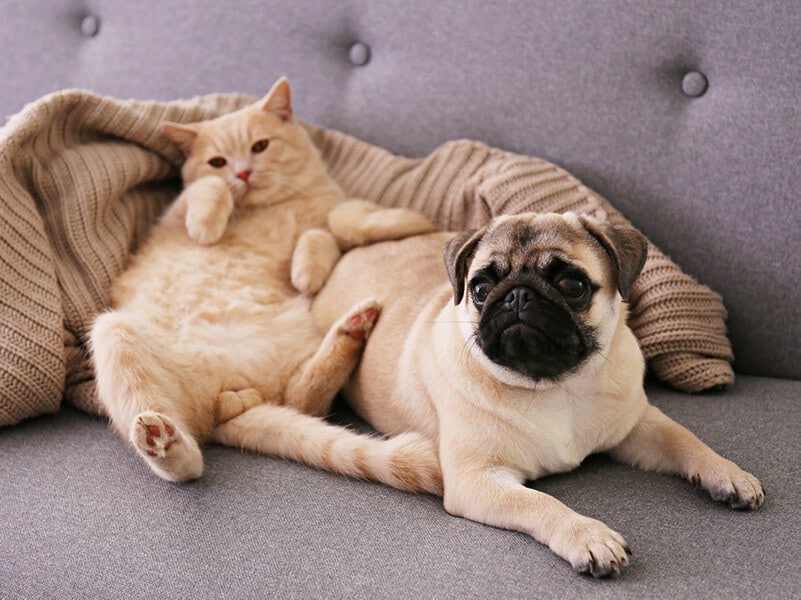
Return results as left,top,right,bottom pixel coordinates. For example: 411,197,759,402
2,1,799,598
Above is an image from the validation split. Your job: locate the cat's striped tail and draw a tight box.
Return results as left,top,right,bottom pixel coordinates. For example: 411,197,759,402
212,403,442,495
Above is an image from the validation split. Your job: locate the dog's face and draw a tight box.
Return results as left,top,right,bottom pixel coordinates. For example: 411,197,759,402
443,212,647,384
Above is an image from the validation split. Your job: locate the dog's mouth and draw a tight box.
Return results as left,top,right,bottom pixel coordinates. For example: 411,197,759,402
477,286,596,381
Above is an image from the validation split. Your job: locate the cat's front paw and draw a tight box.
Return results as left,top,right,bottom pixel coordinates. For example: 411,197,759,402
328,200,436,249
291,228,340,294
185,176,233,245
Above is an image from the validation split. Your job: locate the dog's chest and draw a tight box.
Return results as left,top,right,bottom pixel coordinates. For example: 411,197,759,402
495,387,639,478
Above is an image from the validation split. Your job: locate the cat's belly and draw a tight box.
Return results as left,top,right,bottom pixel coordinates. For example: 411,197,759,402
118,264,321,383
109,223,327,395
185,299,319,365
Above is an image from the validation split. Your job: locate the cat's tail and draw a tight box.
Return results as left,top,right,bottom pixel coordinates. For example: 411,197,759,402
212,404,442,495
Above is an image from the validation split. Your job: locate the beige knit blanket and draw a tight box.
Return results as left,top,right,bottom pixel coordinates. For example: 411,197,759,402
0,90,734,426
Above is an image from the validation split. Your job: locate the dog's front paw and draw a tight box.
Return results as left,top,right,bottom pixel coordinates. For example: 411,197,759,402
551,516,631,578
690,459,765,510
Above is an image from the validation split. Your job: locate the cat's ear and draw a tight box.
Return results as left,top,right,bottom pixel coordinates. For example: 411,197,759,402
163,122,199,156
259,77,293,121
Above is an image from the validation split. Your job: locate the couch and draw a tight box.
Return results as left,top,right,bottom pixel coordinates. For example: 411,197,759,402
1,1,799,598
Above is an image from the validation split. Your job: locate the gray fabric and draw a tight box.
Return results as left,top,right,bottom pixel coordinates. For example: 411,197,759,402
2,376,798,598
2,2,799,598
2,0,799,377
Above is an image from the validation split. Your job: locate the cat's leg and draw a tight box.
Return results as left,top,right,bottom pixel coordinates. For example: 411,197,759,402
328,199,436,250
130,411,204,482
283,298,381,417
290,228,341,294
183,175,234,245
216,375,266,424
90,311,205,482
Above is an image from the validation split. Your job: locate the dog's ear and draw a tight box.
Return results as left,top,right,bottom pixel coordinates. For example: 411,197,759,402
443,227,487,304
579,216,648,300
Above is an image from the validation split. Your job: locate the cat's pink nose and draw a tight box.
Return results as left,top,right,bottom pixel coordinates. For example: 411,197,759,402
236,169,252,183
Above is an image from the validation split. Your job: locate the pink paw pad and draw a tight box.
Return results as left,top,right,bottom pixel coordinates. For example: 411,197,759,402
135,413,178,458
344,306,380,340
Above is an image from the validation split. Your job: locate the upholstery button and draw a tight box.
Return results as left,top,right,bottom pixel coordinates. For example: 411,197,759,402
681,71,708,97
81,15,100,37
349,42,371,66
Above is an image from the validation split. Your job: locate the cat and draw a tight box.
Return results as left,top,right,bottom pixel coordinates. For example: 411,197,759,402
89,77,441,494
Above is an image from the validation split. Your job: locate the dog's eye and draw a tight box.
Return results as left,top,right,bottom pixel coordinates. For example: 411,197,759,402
471,281,494,306
251,139,270,153
556,277,587,300
208,156,227,168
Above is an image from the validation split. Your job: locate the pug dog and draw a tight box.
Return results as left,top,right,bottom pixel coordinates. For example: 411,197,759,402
311,212,764,577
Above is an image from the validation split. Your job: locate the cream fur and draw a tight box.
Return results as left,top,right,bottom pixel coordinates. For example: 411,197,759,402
89,77,439,491
311,212,764,577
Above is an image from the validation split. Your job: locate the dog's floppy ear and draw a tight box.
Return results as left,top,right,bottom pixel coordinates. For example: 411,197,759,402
443,227,487,304
579,216,648,300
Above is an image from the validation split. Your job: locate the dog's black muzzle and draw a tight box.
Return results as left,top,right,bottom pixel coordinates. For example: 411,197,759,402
477,279,596,381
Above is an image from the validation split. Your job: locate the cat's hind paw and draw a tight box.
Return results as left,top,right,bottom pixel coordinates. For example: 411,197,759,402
217,385,264,424
338,299,381,341
130,411,203,482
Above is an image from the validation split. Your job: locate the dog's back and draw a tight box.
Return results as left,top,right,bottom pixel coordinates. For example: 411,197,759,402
312,231,453,331
311,231,455,435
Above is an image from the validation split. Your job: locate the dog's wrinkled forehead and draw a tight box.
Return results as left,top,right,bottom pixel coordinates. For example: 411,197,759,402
470,214,607,278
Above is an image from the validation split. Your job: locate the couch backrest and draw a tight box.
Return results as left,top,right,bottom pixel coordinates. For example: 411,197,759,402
2,0,798,379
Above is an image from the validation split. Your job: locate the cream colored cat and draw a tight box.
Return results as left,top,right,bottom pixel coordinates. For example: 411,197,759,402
89,78,440,493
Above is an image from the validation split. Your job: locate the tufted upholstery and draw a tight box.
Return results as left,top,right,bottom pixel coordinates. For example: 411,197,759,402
1,2,799,598
4,0,799,379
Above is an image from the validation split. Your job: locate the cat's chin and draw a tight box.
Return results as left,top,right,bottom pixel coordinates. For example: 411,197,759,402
231,182,253,204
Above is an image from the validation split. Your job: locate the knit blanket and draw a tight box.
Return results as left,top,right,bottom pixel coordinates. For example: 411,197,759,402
0,90,734,427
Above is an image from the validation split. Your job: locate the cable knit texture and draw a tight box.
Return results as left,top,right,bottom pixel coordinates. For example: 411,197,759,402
0,90,734,426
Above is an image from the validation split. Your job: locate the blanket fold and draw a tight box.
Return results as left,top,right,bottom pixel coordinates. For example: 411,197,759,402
0,90,733,426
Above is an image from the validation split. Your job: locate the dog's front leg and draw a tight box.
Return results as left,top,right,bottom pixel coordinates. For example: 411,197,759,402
609,404,764,509
441,466,630,577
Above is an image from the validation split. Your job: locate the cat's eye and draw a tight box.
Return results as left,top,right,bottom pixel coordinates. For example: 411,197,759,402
251,139,270,154
208,157,227,168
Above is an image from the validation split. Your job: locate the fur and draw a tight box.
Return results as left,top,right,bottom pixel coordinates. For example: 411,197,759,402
311,212,764,577
89,77,439,493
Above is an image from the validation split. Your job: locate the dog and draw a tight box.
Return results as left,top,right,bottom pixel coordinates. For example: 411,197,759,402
310,212,764,577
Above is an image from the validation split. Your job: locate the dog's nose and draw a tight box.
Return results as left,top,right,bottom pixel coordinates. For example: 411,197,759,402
504,286,534,313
